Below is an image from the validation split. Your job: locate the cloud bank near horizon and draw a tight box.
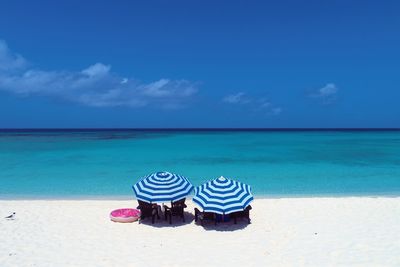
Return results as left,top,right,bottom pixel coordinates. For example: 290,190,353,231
0,40,198,109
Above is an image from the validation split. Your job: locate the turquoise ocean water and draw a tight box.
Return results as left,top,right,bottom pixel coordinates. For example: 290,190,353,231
0,130,399,199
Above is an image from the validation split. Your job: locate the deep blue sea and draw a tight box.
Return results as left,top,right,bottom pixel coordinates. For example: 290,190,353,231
0,129,399,199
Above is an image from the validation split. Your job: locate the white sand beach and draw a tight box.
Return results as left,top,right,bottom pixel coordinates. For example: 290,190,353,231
1,198,400,267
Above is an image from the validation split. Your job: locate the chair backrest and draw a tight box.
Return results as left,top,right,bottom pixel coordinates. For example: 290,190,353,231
172,198,186,208
138,200,155,216
138,200,152,209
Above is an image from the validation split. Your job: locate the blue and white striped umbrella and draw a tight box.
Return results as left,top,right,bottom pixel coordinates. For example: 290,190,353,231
193,176,254,215
132,171,193,203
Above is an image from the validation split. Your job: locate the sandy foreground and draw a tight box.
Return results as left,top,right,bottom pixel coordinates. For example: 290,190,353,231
1,198,400,267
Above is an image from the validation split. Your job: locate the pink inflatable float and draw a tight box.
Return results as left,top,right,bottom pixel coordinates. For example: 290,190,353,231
110,208,141,223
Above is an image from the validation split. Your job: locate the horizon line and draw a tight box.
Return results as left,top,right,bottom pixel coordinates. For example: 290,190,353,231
0,128,399,131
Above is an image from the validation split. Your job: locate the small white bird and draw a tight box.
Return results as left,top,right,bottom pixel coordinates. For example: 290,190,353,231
5,212,16,220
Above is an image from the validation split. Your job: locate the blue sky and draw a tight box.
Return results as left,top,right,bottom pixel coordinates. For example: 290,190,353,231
0,0,399,128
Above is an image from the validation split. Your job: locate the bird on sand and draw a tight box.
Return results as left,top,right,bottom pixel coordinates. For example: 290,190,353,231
5,212,16,220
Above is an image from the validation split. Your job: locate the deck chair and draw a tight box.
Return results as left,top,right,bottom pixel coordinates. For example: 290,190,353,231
194,207,217,226
230,205,252,224
137,200,160,224
163,198,187,224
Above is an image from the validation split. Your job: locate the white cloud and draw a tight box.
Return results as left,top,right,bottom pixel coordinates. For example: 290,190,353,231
319,83,337,96
309,83,338,104
0,40,198,109
223,92,282,115
222,92,250,104
258,98,282,115
0,40,27,71
141,79,173,97
260,101,271,108
81,63,110,77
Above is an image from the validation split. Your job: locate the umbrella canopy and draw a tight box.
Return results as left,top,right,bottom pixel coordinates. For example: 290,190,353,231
193,176,254,215
132,171,193,203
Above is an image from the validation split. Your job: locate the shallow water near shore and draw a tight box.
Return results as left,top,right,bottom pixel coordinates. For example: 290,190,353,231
1,129,400,198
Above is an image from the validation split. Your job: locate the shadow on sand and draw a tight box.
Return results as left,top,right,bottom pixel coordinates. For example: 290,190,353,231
138,211,195,228
139,211,250,231
198,218,250,232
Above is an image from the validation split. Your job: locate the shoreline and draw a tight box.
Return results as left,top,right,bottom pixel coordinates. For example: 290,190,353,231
1,194,400,201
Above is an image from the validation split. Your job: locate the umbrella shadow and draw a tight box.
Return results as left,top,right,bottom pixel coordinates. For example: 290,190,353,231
139,211,195,228
195,218,251,232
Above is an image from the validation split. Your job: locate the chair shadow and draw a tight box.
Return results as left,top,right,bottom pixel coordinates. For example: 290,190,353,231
139,211,251,231
196,217,251,232
139,211,195,228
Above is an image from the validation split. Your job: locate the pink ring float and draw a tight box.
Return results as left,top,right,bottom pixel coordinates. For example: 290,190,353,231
110,208,141,223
